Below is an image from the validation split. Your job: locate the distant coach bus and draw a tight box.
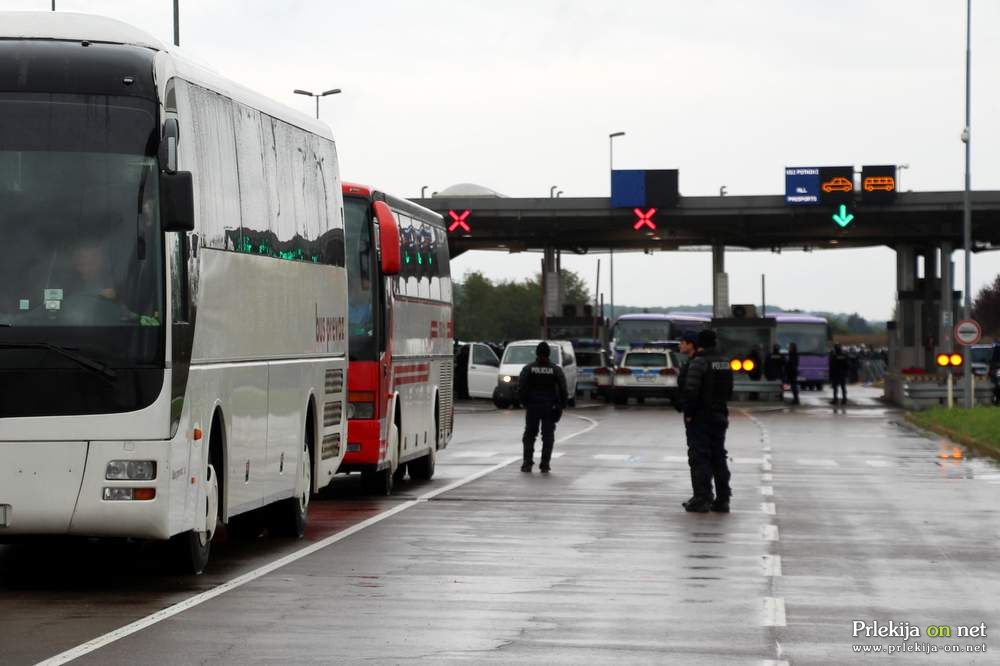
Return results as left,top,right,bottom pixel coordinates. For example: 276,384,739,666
609,313,710,364
0,13,348,573
773,313,831,389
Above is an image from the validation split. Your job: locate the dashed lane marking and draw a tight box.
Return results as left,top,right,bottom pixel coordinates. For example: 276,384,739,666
37,420,601,665
760,486,774,496
795,458,838,467
865,459,891,467
762,473,773,482
762,554,782,576
761,502,776,515
449,451,500,458
761,524,779,541
762,597,787,627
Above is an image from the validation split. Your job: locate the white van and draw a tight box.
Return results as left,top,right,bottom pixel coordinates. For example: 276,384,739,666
493,340,578,408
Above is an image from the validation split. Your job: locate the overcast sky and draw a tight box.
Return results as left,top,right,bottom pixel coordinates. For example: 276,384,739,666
10,0,1000,319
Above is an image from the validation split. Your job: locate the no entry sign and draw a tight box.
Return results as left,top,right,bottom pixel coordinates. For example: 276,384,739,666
954,319,982,346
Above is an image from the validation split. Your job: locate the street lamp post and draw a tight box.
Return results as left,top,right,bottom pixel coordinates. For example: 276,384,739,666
421,186,428,199
608,131,625,323
173,0,179,46
897,163,910,191
962,0,973,407
550,185,558,198
293,88,342,120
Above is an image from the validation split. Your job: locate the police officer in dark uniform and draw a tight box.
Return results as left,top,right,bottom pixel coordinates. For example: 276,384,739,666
678,329,734,513
829,343,849,405
517,341,568,473
764,344,786,382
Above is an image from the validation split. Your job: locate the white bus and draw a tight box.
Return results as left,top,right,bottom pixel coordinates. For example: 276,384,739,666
340,184,454,495
0,13,348,573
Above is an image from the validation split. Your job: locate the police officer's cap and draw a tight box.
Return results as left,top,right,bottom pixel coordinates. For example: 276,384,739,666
536,341,551,358
679,330,699,344
696,329,717,348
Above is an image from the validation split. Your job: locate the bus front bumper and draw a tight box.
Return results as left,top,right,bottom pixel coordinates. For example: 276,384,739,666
0,440,173,540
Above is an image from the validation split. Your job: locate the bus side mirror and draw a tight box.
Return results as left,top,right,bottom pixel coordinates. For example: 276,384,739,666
373,200,400,276
160,170,195,232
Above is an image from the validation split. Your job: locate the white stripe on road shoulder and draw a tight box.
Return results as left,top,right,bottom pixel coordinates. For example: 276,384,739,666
449,451,499,458
761,555,782,576
796,458,839,467
762,597,787,626
761,524,779,541
760,486,774,496
865,459,891,467
761,502,776,515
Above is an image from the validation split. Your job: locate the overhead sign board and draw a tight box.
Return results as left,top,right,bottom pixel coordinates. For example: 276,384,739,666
818,166,855,206
784,167,819,205
954,319,982,346
611,169,679,209
861,164,897,203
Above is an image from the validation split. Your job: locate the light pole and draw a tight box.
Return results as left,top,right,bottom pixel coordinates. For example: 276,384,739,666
173,0,179,46
550,185,558,198
609,131,625,323
421,186,428,199
293,88,342,120
961,0,973,407
556,190,563,198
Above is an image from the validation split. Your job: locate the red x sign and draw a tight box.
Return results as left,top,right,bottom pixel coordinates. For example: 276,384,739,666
633,208,657,230
448,209,471,232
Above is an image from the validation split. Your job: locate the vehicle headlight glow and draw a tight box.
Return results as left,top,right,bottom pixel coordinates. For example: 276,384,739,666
502,375,512,383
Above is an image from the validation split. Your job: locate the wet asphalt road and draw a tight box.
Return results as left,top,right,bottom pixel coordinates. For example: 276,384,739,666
2,388,999,665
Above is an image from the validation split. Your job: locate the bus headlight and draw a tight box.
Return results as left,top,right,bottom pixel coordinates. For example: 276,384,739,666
105,460,157,480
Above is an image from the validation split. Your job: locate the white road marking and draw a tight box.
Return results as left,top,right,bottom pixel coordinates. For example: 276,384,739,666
38,420,602,665
761,555,782,576
762,445,772,452
594,454,630,461
762,661,790,666
549,451,566,459
762,473,773,482
865,459,891,467
796,458,838,467
762,461,773,472
761,502,776,515
762,597,787,627
760,486,774,496
761,524,779,541
450,451,499,458
662,455,689,462
733,457,765,464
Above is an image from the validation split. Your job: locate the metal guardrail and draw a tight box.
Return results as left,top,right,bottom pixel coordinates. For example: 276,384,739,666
733,379,783,401
886,371,995,409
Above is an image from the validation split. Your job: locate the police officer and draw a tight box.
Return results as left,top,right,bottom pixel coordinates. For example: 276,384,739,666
679,329,734,513
829,343,849,405
675,330,700,498
764,343,786,382
518,341,568,473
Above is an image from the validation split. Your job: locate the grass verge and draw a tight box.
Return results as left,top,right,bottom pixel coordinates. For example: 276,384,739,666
907,406,1000,461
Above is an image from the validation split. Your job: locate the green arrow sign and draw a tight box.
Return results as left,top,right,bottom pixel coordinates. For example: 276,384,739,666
832,204,855,228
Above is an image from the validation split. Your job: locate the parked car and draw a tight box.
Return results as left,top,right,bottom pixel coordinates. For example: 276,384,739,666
572,339,609,399
612,343,682,405
454,342,501,399
493,339,578,409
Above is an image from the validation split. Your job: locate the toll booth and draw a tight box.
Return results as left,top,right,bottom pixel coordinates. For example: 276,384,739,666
712,307,783,401
545,303,608,346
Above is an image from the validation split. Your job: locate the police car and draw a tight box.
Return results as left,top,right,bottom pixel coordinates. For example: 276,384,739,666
611,343,681,405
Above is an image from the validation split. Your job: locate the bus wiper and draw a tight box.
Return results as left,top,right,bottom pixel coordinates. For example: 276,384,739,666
0,342,118,381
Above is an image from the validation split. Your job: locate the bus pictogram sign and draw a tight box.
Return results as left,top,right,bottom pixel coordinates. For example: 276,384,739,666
448,209,471,233
633,208,657,230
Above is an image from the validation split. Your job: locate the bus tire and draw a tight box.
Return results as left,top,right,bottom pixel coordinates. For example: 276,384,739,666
365,411,400,496
272,427,312,539
170,461,218,575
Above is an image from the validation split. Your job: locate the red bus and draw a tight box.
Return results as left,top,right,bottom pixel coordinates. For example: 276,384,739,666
339,183,454,494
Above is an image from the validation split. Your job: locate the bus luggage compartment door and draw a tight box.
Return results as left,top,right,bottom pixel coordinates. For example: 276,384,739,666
0,441,87,534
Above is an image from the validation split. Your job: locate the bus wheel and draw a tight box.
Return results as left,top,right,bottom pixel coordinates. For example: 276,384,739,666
364,417,399,496
272,435,311,538
409,411,438,481
171,462,218,574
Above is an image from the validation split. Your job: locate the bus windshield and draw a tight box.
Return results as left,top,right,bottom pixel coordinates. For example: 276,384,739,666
0,93,164,416
612,320,673,348
344,197,377,361
776,323,828,355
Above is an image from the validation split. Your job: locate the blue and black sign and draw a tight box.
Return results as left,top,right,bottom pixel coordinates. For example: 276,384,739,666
860,165,897,204
784,167,820,205
611,169,679,209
